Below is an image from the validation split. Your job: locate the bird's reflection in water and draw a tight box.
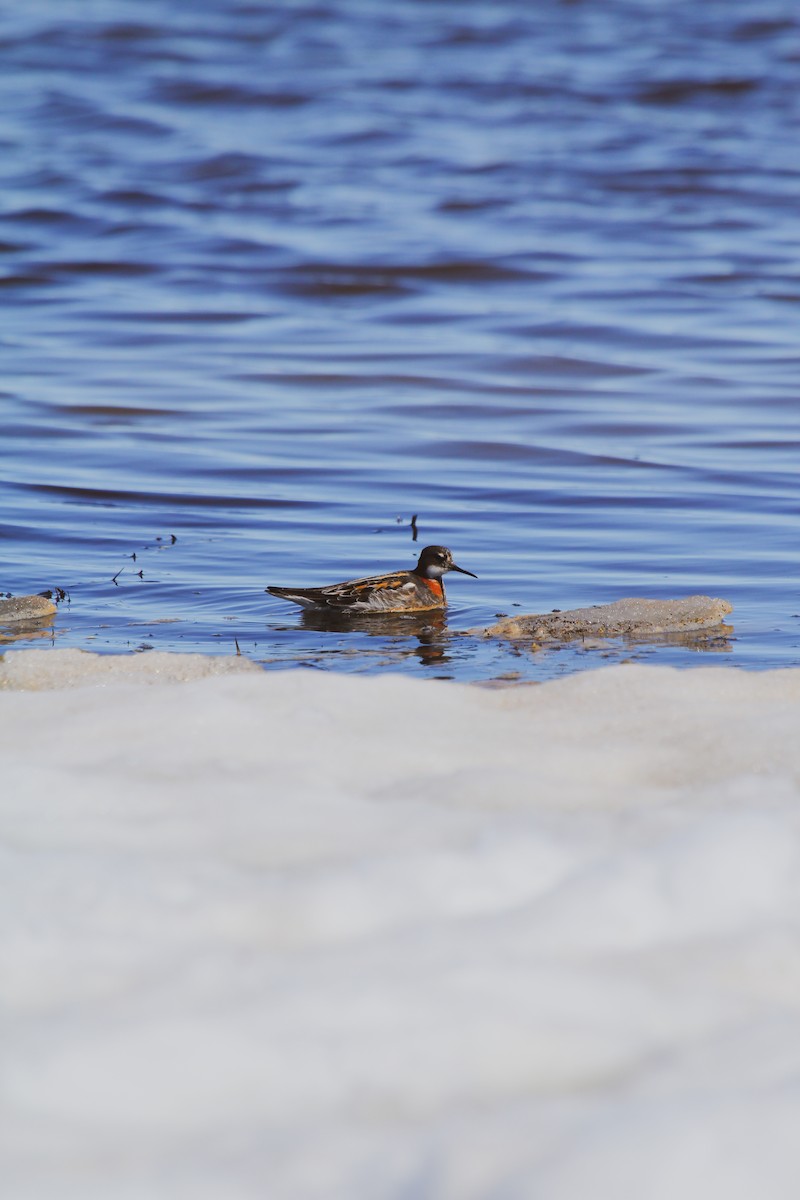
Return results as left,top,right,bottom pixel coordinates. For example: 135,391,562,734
298,607,451,668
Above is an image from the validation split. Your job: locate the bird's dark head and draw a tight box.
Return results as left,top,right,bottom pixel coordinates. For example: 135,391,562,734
414,545,477,580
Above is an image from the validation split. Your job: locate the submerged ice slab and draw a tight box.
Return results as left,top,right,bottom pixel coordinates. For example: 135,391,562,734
4,650,800,1198
480,595,733,641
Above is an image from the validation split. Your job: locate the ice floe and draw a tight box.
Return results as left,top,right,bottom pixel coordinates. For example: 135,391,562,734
0,595,57,623
479,595,733,641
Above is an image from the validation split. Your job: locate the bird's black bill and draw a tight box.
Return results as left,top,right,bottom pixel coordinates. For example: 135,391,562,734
450,563,478,578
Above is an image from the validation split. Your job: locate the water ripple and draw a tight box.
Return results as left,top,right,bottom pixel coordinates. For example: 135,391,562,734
1,0,799,678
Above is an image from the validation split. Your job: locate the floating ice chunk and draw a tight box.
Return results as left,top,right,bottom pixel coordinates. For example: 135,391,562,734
0,646,261,690
0,594,58,623
0,594,57,622
0,595,58,647
480,595,733,641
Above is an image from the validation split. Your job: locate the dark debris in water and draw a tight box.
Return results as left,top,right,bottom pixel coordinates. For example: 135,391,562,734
111,533,178,584
373,515,422,538
37,586,70,604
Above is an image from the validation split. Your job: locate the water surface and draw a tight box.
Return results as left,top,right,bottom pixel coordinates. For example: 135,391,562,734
2,0,799,680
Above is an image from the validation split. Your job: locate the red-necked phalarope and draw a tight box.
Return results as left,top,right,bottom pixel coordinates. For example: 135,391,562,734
267,545,477,613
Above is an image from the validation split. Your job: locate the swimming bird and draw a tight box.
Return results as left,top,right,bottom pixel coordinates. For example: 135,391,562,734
267,545,477,613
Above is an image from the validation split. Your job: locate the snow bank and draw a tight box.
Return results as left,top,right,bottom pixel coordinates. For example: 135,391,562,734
3,650,800,1199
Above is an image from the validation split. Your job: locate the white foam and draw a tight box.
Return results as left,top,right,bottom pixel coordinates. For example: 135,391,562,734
4,652,800,1197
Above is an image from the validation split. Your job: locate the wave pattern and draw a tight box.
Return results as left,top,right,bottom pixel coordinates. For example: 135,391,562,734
1,0,799,677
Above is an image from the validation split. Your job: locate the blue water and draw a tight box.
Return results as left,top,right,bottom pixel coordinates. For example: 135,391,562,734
2,0,800,680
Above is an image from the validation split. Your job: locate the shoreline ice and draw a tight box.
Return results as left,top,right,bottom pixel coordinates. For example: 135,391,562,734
3,649,800,1197
0,646,260,690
